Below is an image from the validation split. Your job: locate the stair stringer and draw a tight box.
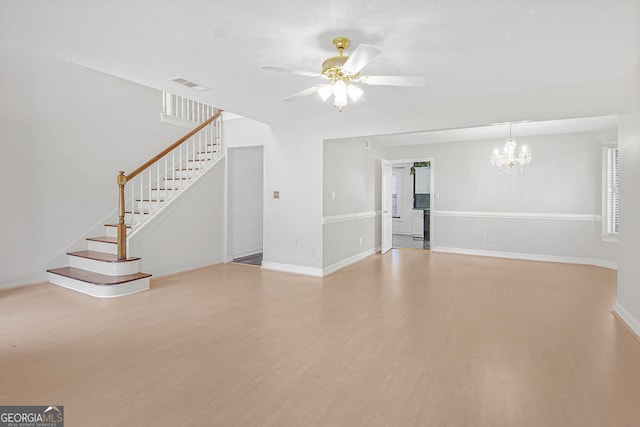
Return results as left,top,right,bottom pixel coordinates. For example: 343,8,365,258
127,155,227,278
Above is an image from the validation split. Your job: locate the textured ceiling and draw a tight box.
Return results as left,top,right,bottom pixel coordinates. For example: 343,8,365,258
1,0,637,136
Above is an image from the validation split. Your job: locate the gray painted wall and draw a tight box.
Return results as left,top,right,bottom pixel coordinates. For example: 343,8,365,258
616,63,640,334
322,129,618,270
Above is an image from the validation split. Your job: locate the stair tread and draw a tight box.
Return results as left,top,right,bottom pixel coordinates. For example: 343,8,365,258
86,236,117,244
150,188,179,191
105,223,132,228
164,177,190,180
67,250,140,263
48,267,151,286
125,211,150,214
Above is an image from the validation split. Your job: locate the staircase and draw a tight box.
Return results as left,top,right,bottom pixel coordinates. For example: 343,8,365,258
47,107,223,298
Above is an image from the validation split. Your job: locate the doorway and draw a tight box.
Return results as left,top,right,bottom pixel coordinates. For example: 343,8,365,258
382,158,433,252
228,146,264,266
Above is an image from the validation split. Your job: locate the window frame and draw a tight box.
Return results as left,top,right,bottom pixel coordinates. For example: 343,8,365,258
602,141,619,242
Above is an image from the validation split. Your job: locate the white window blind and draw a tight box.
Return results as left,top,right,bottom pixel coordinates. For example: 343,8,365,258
606,146,619,235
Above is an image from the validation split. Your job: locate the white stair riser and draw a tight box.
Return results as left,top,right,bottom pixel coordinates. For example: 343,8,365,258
150,189,178,199
174,169,201,179
135,200,167,211
105,226,118,238
48,273,149,298
69,256,140,276
187,160,210,169
125,213,147,225
87,240,118,255
196,151,216,160
162,179,190,189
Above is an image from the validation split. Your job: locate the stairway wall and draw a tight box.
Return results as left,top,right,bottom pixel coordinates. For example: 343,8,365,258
128,159,226,277
0,42,186,289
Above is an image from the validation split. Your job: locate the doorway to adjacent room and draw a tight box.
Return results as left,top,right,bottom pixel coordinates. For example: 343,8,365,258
385,158,433,251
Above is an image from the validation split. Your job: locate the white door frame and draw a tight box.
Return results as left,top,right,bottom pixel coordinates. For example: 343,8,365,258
381,159,393,254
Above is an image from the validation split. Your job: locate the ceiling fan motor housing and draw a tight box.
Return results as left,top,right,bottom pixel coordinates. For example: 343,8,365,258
322,56,349,78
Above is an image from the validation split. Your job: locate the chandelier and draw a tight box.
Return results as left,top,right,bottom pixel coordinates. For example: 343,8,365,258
490,124,532,173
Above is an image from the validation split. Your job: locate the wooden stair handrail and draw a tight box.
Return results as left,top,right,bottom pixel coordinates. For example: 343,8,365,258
116,109,223,259
126,110,223,182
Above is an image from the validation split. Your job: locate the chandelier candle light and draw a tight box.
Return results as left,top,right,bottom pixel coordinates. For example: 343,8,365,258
490,123,532,173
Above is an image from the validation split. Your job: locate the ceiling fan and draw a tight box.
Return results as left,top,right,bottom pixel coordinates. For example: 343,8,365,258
261,37,426,112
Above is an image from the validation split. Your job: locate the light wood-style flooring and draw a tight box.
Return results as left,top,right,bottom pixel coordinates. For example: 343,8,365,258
2,250,639,426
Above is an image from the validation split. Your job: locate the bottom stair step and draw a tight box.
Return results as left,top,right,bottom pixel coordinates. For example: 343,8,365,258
47,267,151,298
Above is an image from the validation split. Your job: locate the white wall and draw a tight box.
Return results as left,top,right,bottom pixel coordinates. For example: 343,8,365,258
615,62,640,335
128,160,226,276
262,126,324,276
0,42,186,289
223,117,275,149
228,146,263,259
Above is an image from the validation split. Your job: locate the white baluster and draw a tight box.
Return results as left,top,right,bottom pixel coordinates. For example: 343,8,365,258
156,163,160,213
147,169,152,226
130,180,134,230
162,91,166,115
178,146,182,192
171,151,175,200
139,176,143,230
164,157,167,204
191,137,194,179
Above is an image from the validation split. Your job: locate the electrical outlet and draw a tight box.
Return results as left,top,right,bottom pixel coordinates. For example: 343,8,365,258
310,248,315,257
273,191,280,199
359,237,363,245
293,238,298,247
331,191,335,200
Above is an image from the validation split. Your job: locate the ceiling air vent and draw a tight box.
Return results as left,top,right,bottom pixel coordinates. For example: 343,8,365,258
169,77,210,92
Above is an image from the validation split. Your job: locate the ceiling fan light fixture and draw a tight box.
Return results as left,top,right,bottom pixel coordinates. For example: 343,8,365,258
317,85,333,101
333,80,348,109
262,36,425,112
347,84,364,103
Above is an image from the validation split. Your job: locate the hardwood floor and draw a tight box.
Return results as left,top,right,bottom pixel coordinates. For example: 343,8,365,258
2,250,639,426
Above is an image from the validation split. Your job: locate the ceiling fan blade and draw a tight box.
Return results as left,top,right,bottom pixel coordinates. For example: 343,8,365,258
358,75,426,87
342,44,381,75
282,84,327,102
261,65,322,78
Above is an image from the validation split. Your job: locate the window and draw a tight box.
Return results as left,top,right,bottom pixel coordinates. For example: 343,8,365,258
603,144,619,239
392,172,401,218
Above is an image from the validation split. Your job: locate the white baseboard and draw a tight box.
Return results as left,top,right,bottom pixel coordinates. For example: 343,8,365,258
431,246,618,270
323,248,377,276
232,248,263,259
0,275,42,291
614,302,640,338
261,262,323,278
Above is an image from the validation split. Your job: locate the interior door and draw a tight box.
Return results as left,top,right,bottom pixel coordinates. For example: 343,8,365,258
381,159,393,254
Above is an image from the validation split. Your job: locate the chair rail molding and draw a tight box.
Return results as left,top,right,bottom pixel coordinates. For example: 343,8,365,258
322,211,378,224
433,210,602,222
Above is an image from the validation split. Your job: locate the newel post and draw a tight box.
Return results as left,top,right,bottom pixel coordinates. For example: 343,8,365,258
117,171,127,260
